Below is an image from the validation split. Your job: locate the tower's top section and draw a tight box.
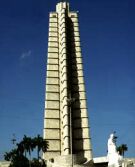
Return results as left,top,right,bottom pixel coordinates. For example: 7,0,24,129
56,1,69,13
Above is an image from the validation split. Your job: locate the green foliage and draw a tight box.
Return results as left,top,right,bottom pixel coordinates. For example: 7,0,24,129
33,135,49,160
4,135,48,167
4,149,18,161
31,158,46,167
4,149,29,167
117,144,128,157
10,155,29,167
112,132,128,157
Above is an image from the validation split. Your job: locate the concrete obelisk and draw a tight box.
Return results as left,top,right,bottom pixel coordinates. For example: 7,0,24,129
43,1,93,166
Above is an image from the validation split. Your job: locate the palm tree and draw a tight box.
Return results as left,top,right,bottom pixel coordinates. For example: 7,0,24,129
33,135,48,160
4,148,29,167
21,135,34,167
4,151,13,161
16,142,24,156
22,135,33,157
42,139,49,153
33,135,43,160
4,135,48,167
117,144,128,157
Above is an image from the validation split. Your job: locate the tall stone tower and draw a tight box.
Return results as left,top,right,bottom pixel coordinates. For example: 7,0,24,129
43,1,93,166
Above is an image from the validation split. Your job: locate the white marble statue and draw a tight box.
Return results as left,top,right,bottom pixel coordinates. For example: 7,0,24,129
107,133,123,167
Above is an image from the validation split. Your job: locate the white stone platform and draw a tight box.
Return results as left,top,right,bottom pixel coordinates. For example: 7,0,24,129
93,156,108,164
0,161,10,167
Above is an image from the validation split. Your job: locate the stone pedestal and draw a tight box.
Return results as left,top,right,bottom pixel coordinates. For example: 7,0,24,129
46,154,94,167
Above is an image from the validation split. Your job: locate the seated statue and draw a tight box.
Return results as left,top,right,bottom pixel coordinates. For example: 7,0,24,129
108,133,117,154
107,133,123,167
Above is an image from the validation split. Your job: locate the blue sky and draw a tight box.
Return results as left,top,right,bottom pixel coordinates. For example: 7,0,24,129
0,0,135,159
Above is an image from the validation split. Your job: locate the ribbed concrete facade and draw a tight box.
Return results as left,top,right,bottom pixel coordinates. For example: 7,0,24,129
43,2,93,164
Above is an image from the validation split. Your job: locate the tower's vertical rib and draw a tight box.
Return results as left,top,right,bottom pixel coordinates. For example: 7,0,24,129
43,12,61,160
58,5,70,155
68,12,93,160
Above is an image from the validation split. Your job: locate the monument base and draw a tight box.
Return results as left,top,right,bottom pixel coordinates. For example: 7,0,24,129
46,154,94,167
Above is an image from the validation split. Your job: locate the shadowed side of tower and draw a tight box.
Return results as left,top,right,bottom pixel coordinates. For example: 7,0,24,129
43,2,93,166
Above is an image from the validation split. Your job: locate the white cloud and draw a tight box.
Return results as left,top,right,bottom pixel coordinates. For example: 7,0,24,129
20,50,32,60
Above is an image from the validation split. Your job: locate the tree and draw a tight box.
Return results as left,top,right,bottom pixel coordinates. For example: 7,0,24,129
4,135,48,167
4,149,17,161
4,149,29,167
42,139,49,154
117,144,128,157
33,135,48,160
31,158,42,167
21,135,33,158
16,142,24,156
